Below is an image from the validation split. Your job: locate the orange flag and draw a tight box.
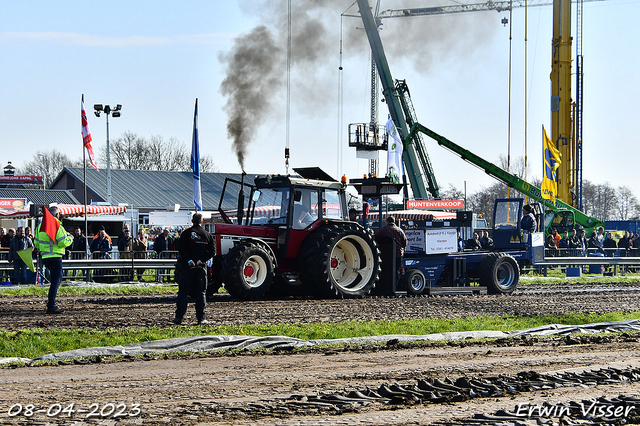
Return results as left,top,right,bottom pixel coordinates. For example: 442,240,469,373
41,207,60,242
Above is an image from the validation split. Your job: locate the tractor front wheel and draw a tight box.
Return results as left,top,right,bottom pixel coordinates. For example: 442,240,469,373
222,242,275,300
402,269,427,296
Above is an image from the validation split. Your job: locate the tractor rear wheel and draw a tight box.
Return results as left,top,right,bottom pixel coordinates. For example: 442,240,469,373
478,252,519,294
222,242,275,300
299,223,381,298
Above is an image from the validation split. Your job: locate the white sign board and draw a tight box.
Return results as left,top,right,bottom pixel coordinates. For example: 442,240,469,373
426,228,459,254
405,229,425,253
149,211,193,227
405,228,459,255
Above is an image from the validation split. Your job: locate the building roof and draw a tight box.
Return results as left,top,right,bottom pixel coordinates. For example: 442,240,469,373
0,188,79,205
52,168,257,211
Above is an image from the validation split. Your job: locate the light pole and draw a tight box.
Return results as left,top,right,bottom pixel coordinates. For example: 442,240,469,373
93,104,122,205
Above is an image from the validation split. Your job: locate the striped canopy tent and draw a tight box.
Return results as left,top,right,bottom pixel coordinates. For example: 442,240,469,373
54,204,127,218
366,210,457,222
210,204,342,221
0,204,127,219
0,209,30,219
210,205,282,220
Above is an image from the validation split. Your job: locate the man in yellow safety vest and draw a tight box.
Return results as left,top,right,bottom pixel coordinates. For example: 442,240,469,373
34,206,73,314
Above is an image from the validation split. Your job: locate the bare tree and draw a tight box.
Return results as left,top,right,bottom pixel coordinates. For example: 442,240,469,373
99,131,148,170
583,181,617,221
166,137,190,171
99,132,218,172
498,154,532,180
19,150,81,187
439,184,465,202
614,186,640,220
467,182,511,225
199,155,218,173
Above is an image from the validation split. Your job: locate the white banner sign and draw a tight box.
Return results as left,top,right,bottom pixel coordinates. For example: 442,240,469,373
405,229,425,253
425,228,459,254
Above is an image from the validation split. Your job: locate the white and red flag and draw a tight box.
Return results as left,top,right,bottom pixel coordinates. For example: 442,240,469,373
81,98,99,171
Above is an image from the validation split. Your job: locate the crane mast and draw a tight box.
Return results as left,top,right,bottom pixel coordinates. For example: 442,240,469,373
356,0,434,200
368,1,381,177
551,0,575,207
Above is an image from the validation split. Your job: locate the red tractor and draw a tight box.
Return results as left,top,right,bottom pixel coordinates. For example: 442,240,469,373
207,172,381,300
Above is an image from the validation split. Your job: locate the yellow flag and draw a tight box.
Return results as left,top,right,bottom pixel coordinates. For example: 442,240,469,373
17,247,35,273
541,126,562,202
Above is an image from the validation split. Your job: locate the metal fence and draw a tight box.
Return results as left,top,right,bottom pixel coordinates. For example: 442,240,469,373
537,247,639,276
2,247,640,285
544,247,640,258
0,250,180,284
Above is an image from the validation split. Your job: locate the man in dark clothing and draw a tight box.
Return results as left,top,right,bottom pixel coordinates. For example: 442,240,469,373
466,232,482,251
90,229,112,282
173,213,215,325
117,228,134,281
0,227,12,248
375,216,407,259
603,232,617,257
374,216,408,281
154,228,173,283
154,229,172,257
618,231,631,256
8,227,33,284
69,227,87,279
70,227,87,257
117,224,130,243
479,230,493,250
521,204,537,233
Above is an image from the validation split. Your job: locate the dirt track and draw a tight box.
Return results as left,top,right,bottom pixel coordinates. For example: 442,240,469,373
2,281,640,331
1,281,640,425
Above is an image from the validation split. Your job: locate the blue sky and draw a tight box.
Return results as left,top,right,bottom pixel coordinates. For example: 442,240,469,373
1,0,639,203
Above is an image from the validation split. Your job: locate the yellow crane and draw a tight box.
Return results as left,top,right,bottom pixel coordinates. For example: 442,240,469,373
551,0,575,207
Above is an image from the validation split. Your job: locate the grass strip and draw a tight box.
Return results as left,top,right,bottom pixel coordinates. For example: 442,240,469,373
1,311,639,360
2,271,640,298
521,270,640,283
0,285,177,297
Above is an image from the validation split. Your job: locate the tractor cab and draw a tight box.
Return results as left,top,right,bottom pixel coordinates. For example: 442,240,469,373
212,171,381,300
216,173,349,260
544,209,576,236
250,175,348,228
492,198,540,250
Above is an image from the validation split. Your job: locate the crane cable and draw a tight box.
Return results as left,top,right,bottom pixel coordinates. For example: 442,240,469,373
507,0,514,198
337,12,345,179
524,0,529,204
285,0,291,174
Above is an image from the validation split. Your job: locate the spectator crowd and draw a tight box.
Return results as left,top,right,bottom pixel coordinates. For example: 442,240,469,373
1,224,183,285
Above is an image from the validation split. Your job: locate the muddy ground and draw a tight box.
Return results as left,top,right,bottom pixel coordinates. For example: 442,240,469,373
1,281,640,425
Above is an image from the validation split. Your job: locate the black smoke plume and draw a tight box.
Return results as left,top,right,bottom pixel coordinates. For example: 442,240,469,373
219,0,495,171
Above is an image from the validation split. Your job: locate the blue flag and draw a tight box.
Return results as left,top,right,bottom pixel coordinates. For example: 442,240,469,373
191,98,202,211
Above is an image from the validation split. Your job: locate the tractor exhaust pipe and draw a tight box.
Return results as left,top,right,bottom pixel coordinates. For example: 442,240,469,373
237,171,246,225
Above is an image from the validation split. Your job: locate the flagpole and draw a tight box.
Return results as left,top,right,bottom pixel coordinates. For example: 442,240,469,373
191,98,202,212
82,95,88,250
195,98,198,212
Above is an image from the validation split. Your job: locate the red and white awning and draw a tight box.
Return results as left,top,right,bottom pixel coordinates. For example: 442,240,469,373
0,204,127,220
366,209,458,222
210,205,282,220
206,207,457,223
55,204,127,217
0,209,30,219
